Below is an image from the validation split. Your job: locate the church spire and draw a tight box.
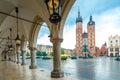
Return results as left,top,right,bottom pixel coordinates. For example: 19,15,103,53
87,15,95,25
76,8,82,23
90,15,92,21
78,8,80,17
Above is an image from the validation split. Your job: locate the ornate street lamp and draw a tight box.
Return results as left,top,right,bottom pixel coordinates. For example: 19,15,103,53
45,0,62,24
15,7,21,46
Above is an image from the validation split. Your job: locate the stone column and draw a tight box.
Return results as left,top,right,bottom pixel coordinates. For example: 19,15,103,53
8,52,11,61
50,38,64,78
11,52,14,62
29,47,37,69
21,50,26,65
17,54,20,64
13,53,17,63
1,53,4,61
16,46,20,64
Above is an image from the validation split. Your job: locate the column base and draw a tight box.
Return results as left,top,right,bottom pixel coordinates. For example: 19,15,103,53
1,59,4,61
51,70,64,78
17,62,20,64
29,65,37,69
21,63,26,66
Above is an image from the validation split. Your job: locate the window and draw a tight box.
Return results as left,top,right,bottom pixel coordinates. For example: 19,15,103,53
91,32,92,34
90,35,92,38
110,41,112,43
115,48,119,51
116,40,118,42
110,48,113,51
91,40,92,42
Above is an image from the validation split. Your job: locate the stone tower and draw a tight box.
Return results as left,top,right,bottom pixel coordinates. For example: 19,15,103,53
75,14,96,56
75,10,83,56
87,16,96,55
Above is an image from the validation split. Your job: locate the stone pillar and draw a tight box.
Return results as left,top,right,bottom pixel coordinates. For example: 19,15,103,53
13,53,16,63
50,38,64,78
21,50,26,65
16,46,20,64
7,52,11,61
11,52,14,62
1,53,4,61
17,54,20,64
29,47,37,69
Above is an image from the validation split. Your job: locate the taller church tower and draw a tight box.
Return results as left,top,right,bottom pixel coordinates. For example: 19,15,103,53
75,10,83,56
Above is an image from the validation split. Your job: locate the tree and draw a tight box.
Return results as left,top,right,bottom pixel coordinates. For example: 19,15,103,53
42,52,47,56
26,52,30,57
20,52,22,56
36,51,42,56
61,48,65,55
50,52,54,56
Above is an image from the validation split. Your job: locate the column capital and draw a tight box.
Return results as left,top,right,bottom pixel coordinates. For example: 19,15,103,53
29,47,37,51
21,50,26,53
50,38,63,43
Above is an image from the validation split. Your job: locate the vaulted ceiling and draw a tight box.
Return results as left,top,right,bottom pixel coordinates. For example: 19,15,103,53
0,0,75,52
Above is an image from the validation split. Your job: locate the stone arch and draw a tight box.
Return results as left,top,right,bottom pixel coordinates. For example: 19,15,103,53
29,15,50,48
59,0,75,38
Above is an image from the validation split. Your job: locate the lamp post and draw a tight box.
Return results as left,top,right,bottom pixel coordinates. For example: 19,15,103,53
15,7,21,46
45,0,62,24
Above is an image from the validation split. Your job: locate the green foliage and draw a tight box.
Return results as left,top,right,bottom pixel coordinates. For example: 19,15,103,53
61,48,65,55
20,53,22,56
50,52,54,56
26,52,30,56
42,52,47,56
36,51,42,56
61,56,67,60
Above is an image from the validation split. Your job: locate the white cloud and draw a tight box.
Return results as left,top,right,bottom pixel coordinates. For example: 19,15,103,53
37,34,52,45
95,7,120,47
61,25,76,49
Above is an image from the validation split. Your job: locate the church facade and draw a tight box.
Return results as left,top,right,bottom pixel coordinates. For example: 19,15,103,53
75,11,96,56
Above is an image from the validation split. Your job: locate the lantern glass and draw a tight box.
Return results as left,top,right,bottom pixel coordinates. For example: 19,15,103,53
15,34,21,46
15,39,21,45
47,0,59,10
45,0,61,24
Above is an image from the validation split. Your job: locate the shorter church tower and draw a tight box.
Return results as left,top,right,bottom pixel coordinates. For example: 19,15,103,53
87,16,96,55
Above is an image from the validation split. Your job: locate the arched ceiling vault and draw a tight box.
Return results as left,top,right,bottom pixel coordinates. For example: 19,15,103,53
0,0,75,50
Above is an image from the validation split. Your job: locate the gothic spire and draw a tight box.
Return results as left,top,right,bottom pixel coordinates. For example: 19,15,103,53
76,8,82,23
87,15,95,25
78,8,80,17
90,15,92,21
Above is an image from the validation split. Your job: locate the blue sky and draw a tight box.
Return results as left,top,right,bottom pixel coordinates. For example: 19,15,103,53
37,0,120,49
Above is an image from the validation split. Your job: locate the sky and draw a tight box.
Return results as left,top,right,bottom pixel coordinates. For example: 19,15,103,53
37,0,120,49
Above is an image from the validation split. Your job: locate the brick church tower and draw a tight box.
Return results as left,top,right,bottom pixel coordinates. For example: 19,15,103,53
87,16,96,55
75,11,96,56
75,10,83,56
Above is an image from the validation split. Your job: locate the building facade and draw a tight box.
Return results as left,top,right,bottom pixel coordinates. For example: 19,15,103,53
37,45,73,56
75,10,96,56
37,45,53,56
99,42,108,56
108,35,120,57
